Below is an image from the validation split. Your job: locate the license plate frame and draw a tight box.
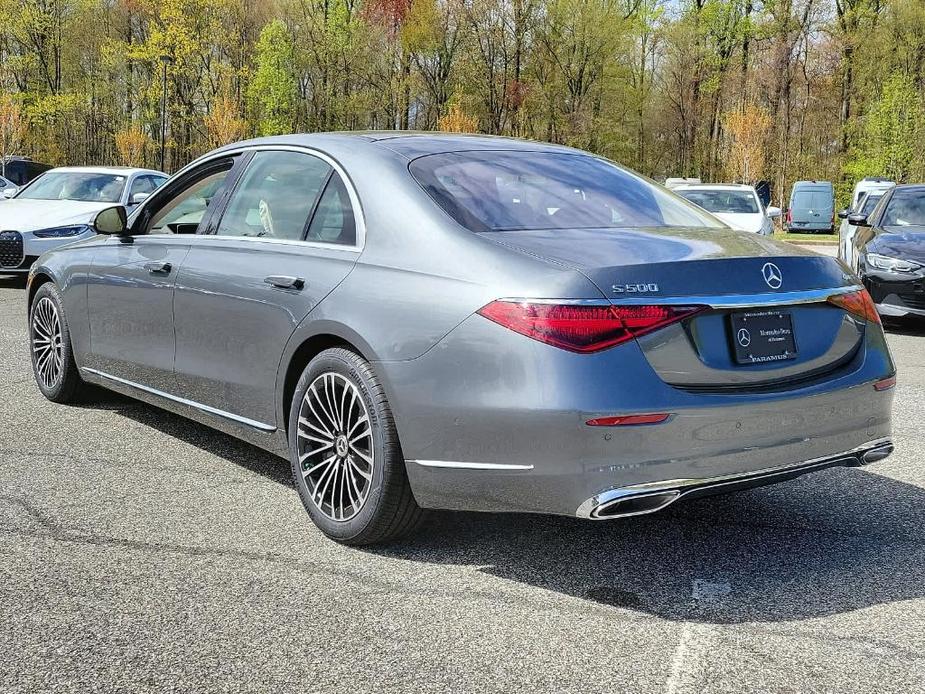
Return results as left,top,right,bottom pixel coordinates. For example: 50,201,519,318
729,310,798,365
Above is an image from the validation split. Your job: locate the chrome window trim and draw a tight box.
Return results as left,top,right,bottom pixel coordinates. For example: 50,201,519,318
498,285,862,309
134,144,366,253
82,368,276,432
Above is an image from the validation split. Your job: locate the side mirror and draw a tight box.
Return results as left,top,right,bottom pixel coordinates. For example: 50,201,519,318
766,206,782,219
847,213,869,227
93,206,128,235
1,188,16,199
837,208,849,219
130,192,150,205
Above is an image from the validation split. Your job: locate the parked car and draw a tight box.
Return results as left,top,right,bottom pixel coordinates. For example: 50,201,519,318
849,183,925,319
838,190,888,267
1,156,52,187
0,174,17,199
664,177,701,189
0,166,167,274
26,133,894,545
786,180,834,233
673,183,780,235
850,177,894,210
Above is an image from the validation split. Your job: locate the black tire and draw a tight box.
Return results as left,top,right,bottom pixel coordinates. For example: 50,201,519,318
288,347,425,545
29,282,86,403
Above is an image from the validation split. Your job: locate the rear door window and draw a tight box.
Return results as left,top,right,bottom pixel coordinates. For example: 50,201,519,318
215,151,332,240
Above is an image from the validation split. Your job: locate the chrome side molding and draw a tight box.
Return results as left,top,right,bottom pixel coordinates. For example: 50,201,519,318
408,459,534,471
82,368,277,432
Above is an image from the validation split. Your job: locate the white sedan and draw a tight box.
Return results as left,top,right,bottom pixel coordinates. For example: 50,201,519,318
674,183,781,235
0,166,167,273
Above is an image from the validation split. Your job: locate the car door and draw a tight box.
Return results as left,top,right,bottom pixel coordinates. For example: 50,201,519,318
85,156,244,392
172,148,362,429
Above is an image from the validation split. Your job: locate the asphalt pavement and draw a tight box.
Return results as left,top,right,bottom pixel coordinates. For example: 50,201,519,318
1,273,924,693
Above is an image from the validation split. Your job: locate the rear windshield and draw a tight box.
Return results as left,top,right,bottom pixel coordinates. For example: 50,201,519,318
676,189,759,214
792,190,833,211
882,190,925,227
409,151,723,232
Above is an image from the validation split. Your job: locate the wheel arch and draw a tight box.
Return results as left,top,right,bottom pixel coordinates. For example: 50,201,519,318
26,269,56,314
277,322,382,437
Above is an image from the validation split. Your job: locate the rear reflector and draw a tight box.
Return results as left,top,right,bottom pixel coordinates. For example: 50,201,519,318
586,413,672,426
874,375,896,391
477,301,706,353
827,289,881,324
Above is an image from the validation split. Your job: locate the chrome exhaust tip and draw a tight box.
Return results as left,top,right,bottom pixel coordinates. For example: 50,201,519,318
589,489,681,519
862,442,894,464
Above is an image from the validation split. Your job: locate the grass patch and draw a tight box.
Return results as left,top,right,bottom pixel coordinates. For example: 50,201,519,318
773,231,838,245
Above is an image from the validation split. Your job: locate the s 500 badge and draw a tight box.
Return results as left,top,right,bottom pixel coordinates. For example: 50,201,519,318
612,283,660,294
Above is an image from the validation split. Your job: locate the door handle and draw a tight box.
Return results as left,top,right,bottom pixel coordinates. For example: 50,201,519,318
144,261,172,274
264,275,305,290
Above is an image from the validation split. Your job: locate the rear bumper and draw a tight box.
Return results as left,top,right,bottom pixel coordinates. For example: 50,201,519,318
575,437,893,519
382,311,894,517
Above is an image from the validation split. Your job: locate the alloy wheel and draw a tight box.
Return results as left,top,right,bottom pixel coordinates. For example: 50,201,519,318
32,297,64,390
297,372,375,521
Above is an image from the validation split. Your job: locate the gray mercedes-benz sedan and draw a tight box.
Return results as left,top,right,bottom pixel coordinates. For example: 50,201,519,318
26,133,895,544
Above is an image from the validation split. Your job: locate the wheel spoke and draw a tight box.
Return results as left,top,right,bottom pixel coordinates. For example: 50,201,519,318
298,415,331,439
298,441,334,463
310,382,339,432
348,455,372,481
303,454,336,478
349,427,371,446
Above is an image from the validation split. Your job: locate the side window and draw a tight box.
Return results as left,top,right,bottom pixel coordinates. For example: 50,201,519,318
216,151,331,240
146,164,234,235
129,175,159,200
306,174,357,246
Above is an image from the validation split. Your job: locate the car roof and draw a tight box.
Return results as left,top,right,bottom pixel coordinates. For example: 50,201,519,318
45,166,167,176
889,184,925,194
211,131,582,160
674,183,756,192
792,180,832,187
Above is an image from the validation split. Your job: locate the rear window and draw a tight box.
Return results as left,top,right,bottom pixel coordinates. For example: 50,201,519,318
676,189,759,214
792,190,833,210
409,151,723,232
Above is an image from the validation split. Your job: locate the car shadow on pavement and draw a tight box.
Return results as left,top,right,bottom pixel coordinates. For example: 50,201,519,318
0,275,28,289
374,467,925,624
72,385,925,625
883,316,925,336
77,385,293,486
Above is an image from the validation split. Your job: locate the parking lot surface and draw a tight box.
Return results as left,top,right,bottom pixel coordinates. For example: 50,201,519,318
1,274,924,693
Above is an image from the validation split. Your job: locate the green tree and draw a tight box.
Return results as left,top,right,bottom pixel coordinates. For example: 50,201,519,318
248,20,297,136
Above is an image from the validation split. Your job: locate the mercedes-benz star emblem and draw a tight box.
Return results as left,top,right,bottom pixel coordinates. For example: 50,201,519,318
762,262,783,289
737,328,751,348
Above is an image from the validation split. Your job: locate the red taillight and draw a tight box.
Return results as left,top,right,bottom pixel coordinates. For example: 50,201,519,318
827,289,881,324
786,208,792,224
586,413,672,426
477,301,705,353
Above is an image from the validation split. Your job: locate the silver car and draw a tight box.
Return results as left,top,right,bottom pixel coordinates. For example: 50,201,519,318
0,166,167,274
26,133,896,545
